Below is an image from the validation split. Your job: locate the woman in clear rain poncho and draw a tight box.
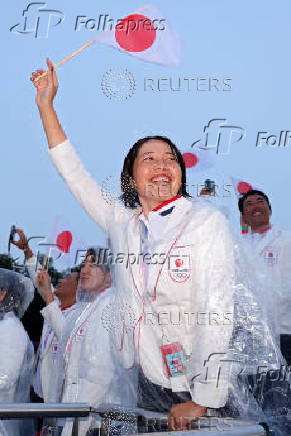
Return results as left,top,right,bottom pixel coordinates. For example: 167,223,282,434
37,248,120,436
31,61,289,435
0,268,35,436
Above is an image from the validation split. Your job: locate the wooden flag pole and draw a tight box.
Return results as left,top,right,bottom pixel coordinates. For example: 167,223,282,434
33,39,96,83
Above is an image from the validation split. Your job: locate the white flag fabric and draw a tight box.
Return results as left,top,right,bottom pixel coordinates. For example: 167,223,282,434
182,147,214,173
45,216,87,269
230,176,260,197
95,4,183,66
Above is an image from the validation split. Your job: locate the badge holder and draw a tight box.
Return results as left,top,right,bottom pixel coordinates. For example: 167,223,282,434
160,337,189,392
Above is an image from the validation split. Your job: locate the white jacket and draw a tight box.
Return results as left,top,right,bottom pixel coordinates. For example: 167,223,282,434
242,226,291,336
36,305,77,402
0,312,34,436
48,139,235,409
42,288,115,436
25,256,77,401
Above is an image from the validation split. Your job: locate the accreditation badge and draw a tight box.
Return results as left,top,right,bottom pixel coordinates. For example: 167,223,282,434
168,248,191,283
264,249,278,266
160,342,188,378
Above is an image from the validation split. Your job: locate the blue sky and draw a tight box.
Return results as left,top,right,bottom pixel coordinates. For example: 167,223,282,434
2,0,291,266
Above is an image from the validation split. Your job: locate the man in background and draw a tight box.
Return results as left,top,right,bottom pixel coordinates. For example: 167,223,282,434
238,190,291,364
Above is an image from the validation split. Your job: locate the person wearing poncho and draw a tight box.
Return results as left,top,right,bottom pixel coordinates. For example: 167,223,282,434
0,268,34,436
31,59,287,434
238,190,291,364
37,248,117,436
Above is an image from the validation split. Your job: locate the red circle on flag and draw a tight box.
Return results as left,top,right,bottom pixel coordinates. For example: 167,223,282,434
182,152,199,169
175,258,183,267
56,231,72,254
237,181,253,195
115,14,156,52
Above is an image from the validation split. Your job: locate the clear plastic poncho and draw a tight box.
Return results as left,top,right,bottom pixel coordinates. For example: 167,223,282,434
223,241,290,436
105,199,290,435
0,269,35,436
47,140,290,434
44,251,135,436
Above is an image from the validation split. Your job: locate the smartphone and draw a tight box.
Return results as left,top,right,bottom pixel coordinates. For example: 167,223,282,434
9,225,16,242
8,225,16,254
204,179,216,194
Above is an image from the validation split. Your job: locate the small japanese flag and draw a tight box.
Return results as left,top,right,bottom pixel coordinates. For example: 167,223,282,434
45,216,87,268
231,176,260,197
182,148,214,173
95,4,183,66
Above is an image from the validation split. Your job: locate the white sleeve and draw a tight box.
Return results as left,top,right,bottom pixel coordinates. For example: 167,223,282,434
0,319,27,393
189,210,235,408
48,139,117,232
25,255,41,288
41,300,64,339
25,255,54,298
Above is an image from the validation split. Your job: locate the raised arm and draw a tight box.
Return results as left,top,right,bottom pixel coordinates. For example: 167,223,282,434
37,270,64,339
31,59,123,232
31,58,66,148
10,228,53,295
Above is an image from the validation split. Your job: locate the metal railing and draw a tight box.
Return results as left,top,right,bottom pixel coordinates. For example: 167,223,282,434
0,403,90,419
94,404,267,436
0,403,90,436
0,403,267,436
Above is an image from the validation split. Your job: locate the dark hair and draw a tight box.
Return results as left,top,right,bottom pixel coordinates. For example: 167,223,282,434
84,247,110,274
70,266,81,279
120,135,190,208
56,267,81,286
238,190,272,214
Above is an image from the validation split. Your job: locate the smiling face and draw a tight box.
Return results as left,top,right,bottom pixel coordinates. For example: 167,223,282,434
242,194,271,230
80,256,109,292
132,139,182,208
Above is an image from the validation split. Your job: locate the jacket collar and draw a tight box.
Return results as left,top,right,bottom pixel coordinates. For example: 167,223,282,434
139,196,185,242
251,224,272,235
154,196,193,243
133,196,193,244
151,195,182,212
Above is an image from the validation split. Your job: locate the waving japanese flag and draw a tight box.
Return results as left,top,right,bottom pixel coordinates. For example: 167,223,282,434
182,148,214,173
230,176,261,197
45,216,87,269
95,4,183,66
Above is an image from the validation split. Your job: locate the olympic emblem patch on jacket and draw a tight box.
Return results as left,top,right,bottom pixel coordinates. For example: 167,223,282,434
168,248,191,283
264,249,278,266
